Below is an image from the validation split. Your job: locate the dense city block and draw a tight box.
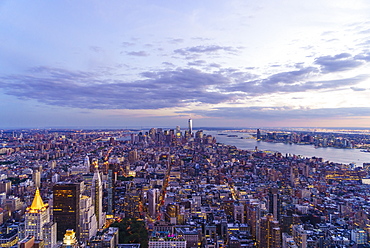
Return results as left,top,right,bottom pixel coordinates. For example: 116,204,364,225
0,126,370,247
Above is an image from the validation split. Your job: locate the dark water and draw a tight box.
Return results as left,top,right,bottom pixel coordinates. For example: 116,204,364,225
205,130,370,166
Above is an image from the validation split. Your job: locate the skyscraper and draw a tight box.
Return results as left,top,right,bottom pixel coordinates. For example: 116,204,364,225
53,182,81,241
257,129,261,140
92,160,104,229
258,213,281,248
84,155,90,172
24,188,56,248
148,188,160,219
188,118,193,136
79,195,98,243
268,188,281,221
32,170,41,189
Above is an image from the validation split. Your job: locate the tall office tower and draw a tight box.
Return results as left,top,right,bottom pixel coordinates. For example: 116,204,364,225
233,202,245,223
33,170,41,188
53,182,81,241
292,225,308,248
107,169,114,215
128,149,138,164
259,213,281,248
175,126,181,137
84,155,90,172
165,203,179,224
79,195,97,243
246,201,262,240
257,129,261,140
24,188,57,248
188,118,193,136
0,180,12,195
48,160,56,169
268,188,281,221
149,128,157,141
148,188,160,219
92,161,104,229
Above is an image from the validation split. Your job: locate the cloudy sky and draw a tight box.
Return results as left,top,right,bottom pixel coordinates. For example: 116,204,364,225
1,0,370,129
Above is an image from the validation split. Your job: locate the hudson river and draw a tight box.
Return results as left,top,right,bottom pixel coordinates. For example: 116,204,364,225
204,130,370,166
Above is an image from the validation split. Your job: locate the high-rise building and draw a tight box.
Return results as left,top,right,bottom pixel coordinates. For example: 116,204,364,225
24,188,57,248
233,202,245,223
92,161,104,229
32,170,41,189
257,129,261,140
84,155,90,171
107,169,114,215
0,180,11,195
351,229,367,245
165,203,179,224
292,225,307,248
188,119,193,136
258,213,281,248
148,188,160,219
128,149,138,163
53,182,81,241
79,195,98,243
268,188,281,221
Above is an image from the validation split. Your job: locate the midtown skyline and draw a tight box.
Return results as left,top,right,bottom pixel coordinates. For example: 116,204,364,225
1,0,370,129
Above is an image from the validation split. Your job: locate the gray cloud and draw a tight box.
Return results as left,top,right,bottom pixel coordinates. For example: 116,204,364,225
1,49,369,111
122,42,135,47
0,67,234,110
127,51,150,56
182,107,370,120
314,53,364,73
162,62,175,67
209,63,221,68
90,46,103,53
355,52,370,62
174,45,237,56
223,65,368,96
187,60,206,66
168,38,184,44
350,87,367,91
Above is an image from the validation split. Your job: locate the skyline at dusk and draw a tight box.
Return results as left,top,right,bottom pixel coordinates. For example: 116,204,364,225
1,1,370,129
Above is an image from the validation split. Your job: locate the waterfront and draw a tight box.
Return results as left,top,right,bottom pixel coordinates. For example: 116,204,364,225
205,130,370,166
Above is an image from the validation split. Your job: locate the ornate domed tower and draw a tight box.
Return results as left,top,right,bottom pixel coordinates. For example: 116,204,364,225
25,188,57,248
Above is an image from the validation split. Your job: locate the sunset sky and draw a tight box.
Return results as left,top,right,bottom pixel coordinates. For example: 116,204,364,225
1,0,370,129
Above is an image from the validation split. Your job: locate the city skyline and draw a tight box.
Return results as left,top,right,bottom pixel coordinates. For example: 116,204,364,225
1,0,370,128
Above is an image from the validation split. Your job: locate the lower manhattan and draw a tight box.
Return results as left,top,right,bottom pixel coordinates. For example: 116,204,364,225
1,1,370,248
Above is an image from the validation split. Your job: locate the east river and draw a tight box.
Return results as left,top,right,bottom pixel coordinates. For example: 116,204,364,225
204,130,370,166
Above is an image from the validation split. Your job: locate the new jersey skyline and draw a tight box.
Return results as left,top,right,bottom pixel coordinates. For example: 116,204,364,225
1,0,370,129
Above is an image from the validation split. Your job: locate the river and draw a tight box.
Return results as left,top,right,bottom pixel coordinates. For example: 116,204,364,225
204,130,370,166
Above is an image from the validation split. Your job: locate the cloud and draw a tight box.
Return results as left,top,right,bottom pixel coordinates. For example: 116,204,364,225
223,66,368,96
182,107,370,120
162,62,175,67
0,67,235,110
168,38,184,44
90,46,103,53
355,52,370,62
209,63,221,68
174,45,237,56
122,41,135,47
126,51,150,56
350,87,367,91
187,60,206,66
314,53,364,73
